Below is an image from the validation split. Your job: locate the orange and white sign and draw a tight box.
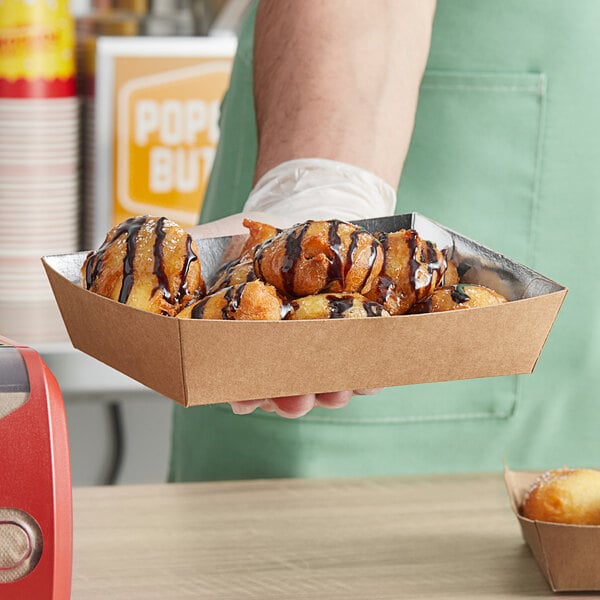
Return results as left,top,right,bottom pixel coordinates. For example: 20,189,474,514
94,37,236,244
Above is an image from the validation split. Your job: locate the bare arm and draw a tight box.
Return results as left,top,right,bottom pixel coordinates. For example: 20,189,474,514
253,0,436,188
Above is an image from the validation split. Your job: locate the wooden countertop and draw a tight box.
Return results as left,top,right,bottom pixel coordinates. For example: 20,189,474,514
72,474,568,599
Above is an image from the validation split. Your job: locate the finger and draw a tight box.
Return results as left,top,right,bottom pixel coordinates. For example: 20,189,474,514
259,399,276,412
314,390,353,409
353,388,383,396
271,394,316,418
230,399,265,415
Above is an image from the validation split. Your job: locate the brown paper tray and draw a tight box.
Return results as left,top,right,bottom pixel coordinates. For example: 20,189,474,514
42,213,567,407
504,467,600,592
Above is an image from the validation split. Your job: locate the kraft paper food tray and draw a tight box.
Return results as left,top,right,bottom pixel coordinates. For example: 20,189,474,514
504,467,600,592
42,213,567,407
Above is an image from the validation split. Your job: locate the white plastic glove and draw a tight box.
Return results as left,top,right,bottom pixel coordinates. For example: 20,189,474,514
243,158,397,225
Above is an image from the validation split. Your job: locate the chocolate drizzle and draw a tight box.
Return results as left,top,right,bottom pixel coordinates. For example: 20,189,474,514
353,229,381,292
409,231,443,298
364,301,384,317
280,221,310,294
372,274,395,304
152,216,172,304
451,284,471,304
84,215,148,305
280,299,294,320
221,283,247,319
190,298,207,319
174,235,199,303
210,258,256,292
326,294,354,318
423,240,443,289
326,220,344,287
377,231,390,271
119,218,146,304
85,215,148,293
406,229,421,296
372,232,393,303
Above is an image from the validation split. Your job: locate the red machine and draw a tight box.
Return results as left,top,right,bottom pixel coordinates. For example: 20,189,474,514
0,335,72,599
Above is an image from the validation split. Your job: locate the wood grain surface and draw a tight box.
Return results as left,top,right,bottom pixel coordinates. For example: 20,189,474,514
71,474,572,599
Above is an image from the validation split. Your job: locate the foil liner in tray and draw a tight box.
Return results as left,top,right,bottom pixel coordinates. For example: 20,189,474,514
41,213,567,407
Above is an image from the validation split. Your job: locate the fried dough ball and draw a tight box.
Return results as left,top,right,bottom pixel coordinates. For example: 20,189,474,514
521,468,600,525
253,220,384,297
442,259,460,286
82,215,205,316
208,257,257,294
177,280,285,320
240,218,281,257
409,283,507,313
287,293,390,320
364,229,447,315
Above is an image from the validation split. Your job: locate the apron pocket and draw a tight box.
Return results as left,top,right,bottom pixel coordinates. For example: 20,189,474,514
302,70,547,425
399,69,546,265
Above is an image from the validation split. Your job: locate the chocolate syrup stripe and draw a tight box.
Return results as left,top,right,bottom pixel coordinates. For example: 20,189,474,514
220,283,247,319
326,221,379,290
210,259,257,292
85,217,142,290
85,215,148,306
423,240,444,286
350,229,381,292
258,222,325,291
451,284,471,304
174,236,199,303
409,232,444,295
326,293,354,318
190,297,207,319
278,221,311,295
191,283,249,320
325,294,385,318
364,301,385,317
118,218,146,304
153,218,201,312
373,232,394,303
152,216,172,303
326,220,344,286
406,229,420,297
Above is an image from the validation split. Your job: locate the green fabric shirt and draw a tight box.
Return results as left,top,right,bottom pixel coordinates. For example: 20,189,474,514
169,0,600,481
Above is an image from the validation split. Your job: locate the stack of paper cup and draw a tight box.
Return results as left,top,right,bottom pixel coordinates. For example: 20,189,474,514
77,12,142,249
0,0,80,344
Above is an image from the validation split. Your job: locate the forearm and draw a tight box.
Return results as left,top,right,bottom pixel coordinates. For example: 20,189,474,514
253,0,436,188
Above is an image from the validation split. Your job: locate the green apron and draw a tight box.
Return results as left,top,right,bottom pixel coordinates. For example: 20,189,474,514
170,0,600,481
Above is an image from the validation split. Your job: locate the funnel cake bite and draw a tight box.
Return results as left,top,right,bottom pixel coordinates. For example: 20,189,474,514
207,219,282,294
409,283,507,313
288,293,390,320
82,215,205,316
178,280,286,321
208,257,257,294
364,229,447,315
253,220,384,297
240,218,281,256
521,468,600,525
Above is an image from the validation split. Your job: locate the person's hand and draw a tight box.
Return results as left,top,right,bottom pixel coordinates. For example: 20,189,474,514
230,389,381,419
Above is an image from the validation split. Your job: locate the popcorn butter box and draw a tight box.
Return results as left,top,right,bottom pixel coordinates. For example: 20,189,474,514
42,213,567,407
504,467,600,592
